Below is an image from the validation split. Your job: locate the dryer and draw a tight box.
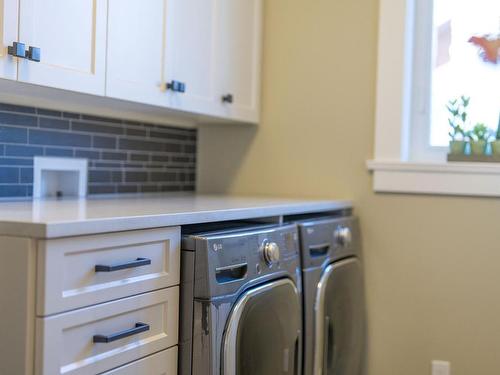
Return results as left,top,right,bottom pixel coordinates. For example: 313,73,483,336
179,223,303,375
298,216,366,375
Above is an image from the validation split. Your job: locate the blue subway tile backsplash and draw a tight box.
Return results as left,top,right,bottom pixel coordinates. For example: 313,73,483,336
0,103,197,198
0,126,27,143
0,167,19,183
39,117,70,130
5,145,44,157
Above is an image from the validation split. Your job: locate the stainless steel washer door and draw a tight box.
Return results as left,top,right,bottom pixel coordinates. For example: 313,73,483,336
313,258,365,375
222,278,301,375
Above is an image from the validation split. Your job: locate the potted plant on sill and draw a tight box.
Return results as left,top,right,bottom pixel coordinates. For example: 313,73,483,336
468,123,491,156
447,96,469,155
491,113,500,156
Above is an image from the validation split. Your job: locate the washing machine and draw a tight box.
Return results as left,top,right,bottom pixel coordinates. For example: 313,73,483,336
297,216,366,375
179,223,303,375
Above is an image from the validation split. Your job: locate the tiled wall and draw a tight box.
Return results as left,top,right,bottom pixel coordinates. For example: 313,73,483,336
0,103,197,198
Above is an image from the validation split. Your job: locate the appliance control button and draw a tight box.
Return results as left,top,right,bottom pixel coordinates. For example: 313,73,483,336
262,241,280,266
256,263,262,274
334,226,352,247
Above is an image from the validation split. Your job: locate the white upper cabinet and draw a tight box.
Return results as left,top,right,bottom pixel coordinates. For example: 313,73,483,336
17,0,107,95
107,0,219,116
164,0,218,116
214,0,263,123
1,0,263,123
0,0,19,80
106,0,169,107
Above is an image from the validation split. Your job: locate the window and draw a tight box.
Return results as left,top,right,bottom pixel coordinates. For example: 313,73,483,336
368,0,500,197
412,0,499,161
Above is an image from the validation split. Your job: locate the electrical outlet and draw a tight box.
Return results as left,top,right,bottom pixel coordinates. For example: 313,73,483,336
432,360,450,375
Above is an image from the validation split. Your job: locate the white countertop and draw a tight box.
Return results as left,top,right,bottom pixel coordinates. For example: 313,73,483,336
0,194,352,238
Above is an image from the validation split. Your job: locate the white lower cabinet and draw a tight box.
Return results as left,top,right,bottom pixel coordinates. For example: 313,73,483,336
35,287,179,375
37,227,180,316
34,227,181,375
0,227,181,375
102,347,178,375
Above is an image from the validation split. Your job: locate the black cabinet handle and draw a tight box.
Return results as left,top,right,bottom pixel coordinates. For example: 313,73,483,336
93,322,150,343
222,94,234,104
7,42,27,59
166,80,186,93
95,257,151,272
26,46,41,62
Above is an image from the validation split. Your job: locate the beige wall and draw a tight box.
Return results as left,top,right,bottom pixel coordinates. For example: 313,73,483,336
198,0,500,374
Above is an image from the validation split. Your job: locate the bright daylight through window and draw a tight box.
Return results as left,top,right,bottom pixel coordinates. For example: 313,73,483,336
370,0,500,197
429,0,499,147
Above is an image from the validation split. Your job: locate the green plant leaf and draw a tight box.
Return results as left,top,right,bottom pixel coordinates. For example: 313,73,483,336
495,112,500,140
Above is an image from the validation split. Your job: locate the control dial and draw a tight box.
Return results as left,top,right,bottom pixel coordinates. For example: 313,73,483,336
334,226,352,247
262,241,280,266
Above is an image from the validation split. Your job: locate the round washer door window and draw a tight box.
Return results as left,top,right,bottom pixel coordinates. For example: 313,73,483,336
314,257,366,375
222,278,301,375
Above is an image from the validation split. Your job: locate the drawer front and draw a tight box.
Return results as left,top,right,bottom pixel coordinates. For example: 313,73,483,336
37,227,180,315
35,287,179,375
101,347,177,375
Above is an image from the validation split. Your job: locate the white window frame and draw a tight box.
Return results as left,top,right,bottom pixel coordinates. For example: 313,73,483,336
410,0,449,162
367,0,500,197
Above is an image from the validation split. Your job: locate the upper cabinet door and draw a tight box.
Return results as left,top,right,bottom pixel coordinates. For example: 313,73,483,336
17,0,107,95
215,0,263,123
106,0,169,107
164,0,218,116
0,0,19,80
107,0,218,115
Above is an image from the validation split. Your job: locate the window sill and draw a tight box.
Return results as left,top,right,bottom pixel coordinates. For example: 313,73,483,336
366,160,500,197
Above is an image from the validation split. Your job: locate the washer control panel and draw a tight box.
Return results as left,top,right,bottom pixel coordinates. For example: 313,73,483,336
297,216,360,269
186,224,300,299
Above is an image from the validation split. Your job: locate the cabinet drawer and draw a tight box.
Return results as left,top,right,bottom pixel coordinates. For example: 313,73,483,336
101,347,177,375
35,287,179,375
37,227,180,315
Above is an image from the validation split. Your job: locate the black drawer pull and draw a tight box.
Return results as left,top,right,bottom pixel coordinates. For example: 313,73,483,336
95,257,151,272
93,322,150,343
